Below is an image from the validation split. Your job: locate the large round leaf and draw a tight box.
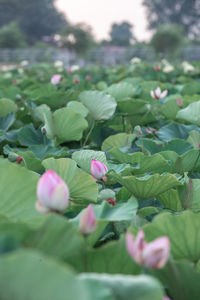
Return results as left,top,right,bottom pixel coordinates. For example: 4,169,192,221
68,236,141,274
79,273,164,300
157,123,199,142
26,83,68,109
106,82,135,101
110,172,182,198
67,101,89,118
0,98,17,117
117,99,148,115
0,250,101,300
102,133,136,152
108,149,169,175
53,107,88,142
79,91,117,120
153,260,200,300
176,101,200,126
0,159,44,227
27,214,83,261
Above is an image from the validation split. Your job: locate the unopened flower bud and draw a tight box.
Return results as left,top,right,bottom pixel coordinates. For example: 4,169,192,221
86,74,91,81
73,78,80,84
8,152,19,162
41,126,47,135
79,204,97,235
107,198,116,206
176,98,183,107
91,159,108,181
36,170,69,213
16,156,23,164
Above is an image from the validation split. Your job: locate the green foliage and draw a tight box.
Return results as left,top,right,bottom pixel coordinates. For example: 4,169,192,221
0,22,27,48
109,22,134,46
60,23,95,55
0,0,67,44
143,0,200,38
1,61,200,299
151,24,185,57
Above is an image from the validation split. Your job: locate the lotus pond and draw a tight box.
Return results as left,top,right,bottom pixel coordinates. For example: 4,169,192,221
0,60,200,300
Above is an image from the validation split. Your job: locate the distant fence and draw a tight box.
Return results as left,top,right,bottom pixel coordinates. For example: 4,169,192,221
182,46,200,61
0,46,200,65
0,48,77,65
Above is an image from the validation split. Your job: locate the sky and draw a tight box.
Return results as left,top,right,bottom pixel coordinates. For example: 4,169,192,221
56,0,151,42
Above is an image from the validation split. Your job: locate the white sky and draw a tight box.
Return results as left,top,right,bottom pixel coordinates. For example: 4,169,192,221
56,0,151,42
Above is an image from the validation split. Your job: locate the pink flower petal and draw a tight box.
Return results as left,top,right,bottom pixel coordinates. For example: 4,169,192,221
142,236,170,268
160,90,168,98
79,204,97,235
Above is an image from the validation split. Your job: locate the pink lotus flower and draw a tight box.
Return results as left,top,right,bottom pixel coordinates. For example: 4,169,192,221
79,204,97,235
154,66,161,71
91,159,108,181
150,87,168,99
176,98,183,107
50,74,62,85
107,198,116,206
126,230,170,269
73,78,80,84
86,74,91,81
67,67,72,73
36,170,69,214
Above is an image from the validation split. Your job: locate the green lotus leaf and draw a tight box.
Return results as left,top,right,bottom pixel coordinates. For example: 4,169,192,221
102,133,136,152
109,172,182,198
53,107,88,143
42,157,98,203
79,90,117,120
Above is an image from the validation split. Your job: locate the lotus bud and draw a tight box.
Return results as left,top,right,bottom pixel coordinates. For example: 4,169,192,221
36,170,69,213
41,126,47,135
150,87,168,99
126,230,170,269
91,159,108,181
50,74,62,85
107,198,116,206
176,98,183,107
8,152,19,162
73,78,80,84
67,67,72,73
86,74,91,81
79,204,97,235
16,156,23,164
154,66,160,71
35,200,51,215
134,125,142,136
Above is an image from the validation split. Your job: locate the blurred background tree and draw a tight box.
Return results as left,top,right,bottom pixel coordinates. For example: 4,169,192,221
151,24,185,58
109,22,135,46
0,0,67,44
60,23,95,55
0,22,27,48
143,0,200,38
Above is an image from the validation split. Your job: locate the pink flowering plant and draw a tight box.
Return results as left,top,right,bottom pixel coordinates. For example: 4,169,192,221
1,61,199,299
